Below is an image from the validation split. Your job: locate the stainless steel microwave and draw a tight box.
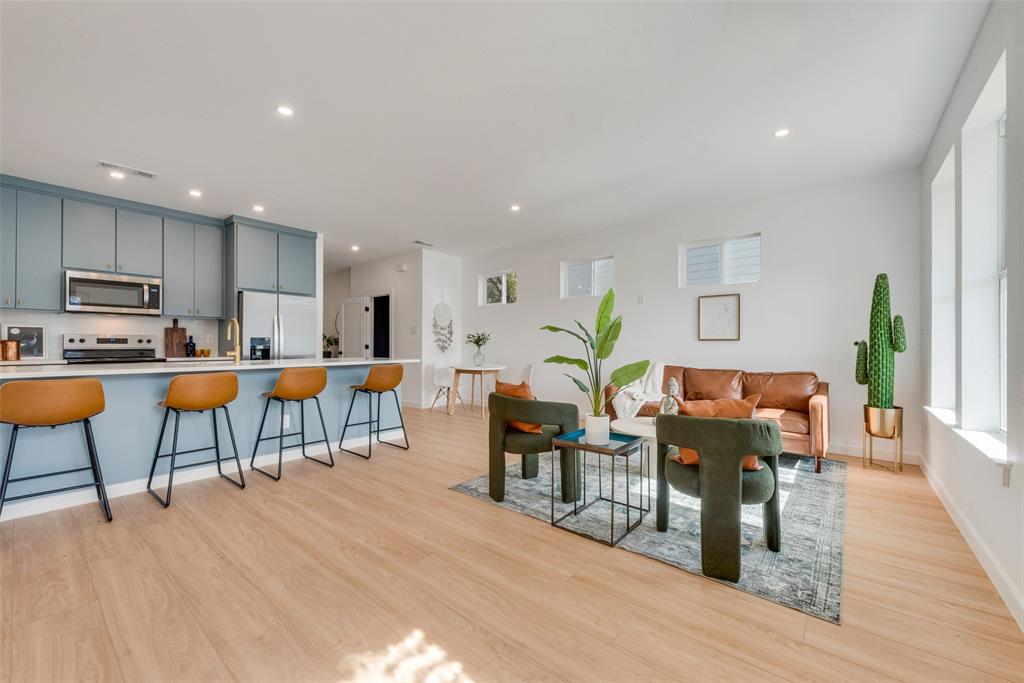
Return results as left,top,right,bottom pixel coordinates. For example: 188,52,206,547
65,270,162,316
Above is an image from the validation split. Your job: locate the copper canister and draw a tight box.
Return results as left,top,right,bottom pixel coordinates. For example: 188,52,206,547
1,339,20,361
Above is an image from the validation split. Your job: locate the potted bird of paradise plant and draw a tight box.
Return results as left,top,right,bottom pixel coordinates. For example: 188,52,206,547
541,289,650,444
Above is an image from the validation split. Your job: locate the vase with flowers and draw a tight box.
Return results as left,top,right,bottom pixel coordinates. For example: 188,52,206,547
466,331,492,366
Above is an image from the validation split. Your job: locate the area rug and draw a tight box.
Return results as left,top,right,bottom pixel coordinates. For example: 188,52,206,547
451,453,846,623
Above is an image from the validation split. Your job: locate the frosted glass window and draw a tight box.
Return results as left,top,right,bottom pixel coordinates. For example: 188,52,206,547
562,257,615,298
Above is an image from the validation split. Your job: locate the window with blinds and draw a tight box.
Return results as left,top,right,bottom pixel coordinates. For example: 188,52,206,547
680,233,761,287
562,257,615,298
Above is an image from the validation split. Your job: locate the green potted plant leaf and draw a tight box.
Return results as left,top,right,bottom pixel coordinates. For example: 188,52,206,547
541,288,650,444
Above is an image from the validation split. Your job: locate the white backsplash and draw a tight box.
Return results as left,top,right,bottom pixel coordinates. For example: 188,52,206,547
0,310,220,359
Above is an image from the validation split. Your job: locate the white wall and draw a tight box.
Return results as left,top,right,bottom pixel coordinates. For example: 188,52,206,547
0,310,219,359
919,1,1024,630
421,250,463,407
323,267,352,340
461,169,923,461
348,250,423,404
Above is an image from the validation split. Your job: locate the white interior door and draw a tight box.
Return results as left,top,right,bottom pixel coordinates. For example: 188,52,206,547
340,296,369,358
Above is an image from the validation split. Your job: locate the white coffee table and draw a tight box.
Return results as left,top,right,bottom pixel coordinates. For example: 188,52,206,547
611,416,656,439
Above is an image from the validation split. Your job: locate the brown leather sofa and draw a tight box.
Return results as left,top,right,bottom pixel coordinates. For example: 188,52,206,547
606,366,829,472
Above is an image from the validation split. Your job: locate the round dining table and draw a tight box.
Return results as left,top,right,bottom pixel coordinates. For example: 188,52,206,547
448,364,507,420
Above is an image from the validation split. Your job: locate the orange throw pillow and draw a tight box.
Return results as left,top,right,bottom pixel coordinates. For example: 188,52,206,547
670,394,762,471
495,380,543,434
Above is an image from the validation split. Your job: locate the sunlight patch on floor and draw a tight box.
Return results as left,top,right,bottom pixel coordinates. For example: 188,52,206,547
340,629,473,683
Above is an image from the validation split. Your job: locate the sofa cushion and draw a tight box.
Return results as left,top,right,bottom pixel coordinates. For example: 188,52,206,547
495,381,542,433
683,368,742,401
672,394,762,471
755,408,810,435
742,372,818,411
662,365,685,395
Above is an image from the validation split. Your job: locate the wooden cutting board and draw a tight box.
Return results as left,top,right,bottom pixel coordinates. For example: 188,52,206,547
164,319,187,358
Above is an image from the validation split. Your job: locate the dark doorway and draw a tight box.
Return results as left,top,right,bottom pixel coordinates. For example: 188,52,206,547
372,294,391,358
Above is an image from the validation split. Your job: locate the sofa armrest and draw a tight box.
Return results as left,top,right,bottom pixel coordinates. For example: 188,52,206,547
808,382,830,460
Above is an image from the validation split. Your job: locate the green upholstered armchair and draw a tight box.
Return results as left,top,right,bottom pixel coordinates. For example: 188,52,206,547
655,414,783,582
488,392,581,504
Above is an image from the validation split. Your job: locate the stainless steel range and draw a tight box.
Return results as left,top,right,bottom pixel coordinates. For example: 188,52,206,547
62,334,162,364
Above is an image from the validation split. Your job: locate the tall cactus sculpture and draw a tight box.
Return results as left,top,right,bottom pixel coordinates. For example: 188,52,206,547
854,274,907,408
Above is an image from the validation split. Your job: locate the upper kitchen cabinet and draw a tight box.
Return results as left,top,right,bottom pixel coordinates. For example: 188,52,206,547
115,209,162,276
193,223,224,318
13,190,62,310
1,187,15,308
162,219,195,316
278,233,316,296
163,219,224,318
235,224,279,292
63,199,116,272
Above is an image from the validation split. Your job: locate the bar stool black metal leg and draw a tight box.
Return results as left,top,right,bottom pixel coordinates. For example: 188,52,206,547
339,389,373,459
0,425,19,520
82,418,112,522
148,410,180,508
214,406,245,489
222,406,245,488
375,390,410,451
146,408,170,494
251,398,283,481
212,409,222,476
391,389,410,449
307,396,335,467
250,397,271,471
299,400,306,459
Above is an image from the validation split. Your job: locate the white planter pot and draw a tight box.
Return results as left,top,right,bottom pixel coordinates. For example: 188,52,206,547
585,414,610,445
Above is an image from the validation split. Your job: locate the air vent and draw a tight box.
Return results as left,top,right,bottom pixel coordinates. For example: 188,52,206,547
412,240,435,247
96,160,158,180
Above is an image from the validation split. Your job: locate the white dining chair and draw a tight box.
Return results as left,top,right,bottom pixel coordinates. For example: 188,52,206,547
429,365,465,413
520,363,534,385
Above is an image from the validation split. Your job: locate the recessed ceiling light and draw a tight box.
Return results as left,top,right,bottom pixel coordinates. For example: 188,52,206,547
109,170,125,179
510,204,521,213
351,245,360,252
253,205,265,213
189,189,202,197
277,105,294,117
774,128,790,138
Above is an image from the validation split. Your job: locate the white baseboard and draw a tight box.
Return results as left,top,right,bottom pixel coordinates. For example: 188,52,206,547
0,429,404,523
918,458,1024,632
828,440,921,465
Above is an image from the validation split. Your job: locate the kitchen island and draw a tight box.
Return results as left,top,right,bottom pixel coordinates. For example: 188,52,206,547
0,358,419,519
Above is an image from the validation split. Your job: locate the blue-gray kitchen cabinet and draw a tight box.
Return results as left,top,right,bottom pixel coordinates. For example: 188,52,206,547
277,233,316,296
1,187,15,308
115,209,162,277
235,224,278,292
162,219,195,316
63,199,116,272
194,223,224,318
14,190,62,310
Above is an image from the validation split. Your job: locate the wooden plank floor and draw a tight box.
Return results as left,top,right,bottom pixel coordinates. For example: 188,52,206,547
2,407,1022,682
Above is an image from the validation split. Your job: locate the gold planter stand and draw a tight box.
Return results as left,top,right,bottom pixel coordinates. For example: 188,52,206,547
862,405,903,473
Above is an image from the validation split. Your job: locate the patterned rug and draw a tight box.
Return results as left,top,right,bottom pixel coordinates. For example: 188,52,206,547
451,453,846,623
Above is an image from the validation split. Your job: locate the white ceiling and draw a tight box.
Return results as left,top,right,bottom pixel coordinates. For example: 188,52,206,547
1,1,987,273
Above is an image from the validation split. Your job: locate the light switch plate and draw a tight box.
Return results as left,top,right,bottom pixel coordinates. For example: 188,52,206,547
638,294,647,305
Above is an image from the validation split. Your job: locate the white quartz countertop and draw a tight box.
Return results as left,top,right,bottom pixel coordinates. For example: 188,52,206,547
0,357,420,380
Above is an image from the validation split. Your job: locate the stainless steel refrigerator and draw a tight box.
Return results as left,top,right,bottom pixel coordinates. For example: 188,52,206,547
238,291,317,360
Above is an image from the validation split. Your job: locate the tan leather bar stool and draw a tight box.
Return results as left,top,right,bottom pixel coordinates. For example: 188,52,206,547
338,364,410,459
250,367,335,480
0,378,112,521
146,372,245,508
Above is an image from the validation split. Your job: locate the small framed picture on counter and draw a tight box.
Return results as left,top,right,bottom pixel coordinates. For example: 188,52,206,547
3,323,47,358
